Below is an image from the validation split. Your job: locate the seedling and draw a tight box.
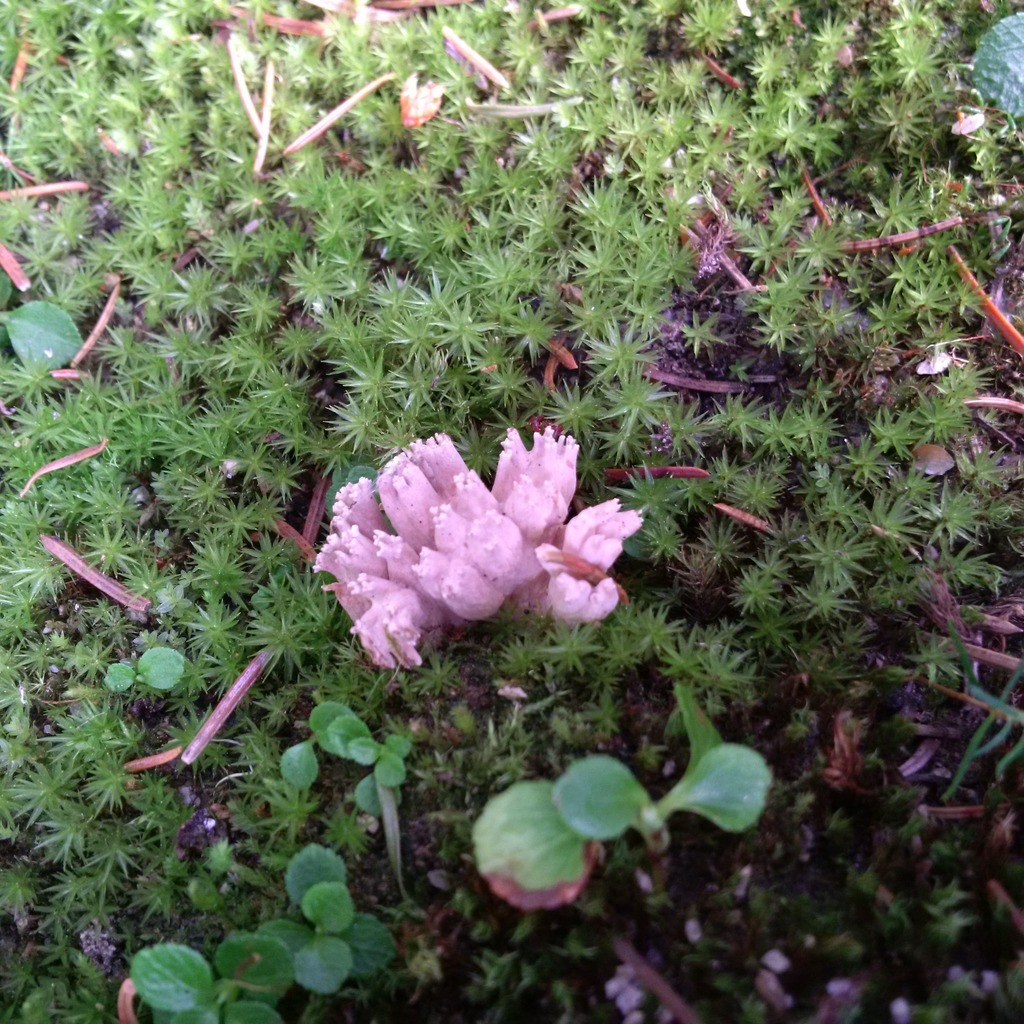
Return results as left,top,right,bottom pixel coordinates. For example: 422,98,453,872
282,703,412,895
472,688,771,909
104,646,186,693
128,844,394,1019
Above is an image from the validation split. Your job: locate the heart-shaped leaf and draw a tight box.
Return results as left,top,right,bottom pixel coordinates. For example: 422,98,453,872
552,756,650,840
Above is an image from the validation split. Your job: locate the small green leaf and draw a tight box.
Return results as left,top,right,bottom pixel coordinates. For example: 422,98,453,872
660,744,772,832
225,1002,284,1024
373,751,406,788
293,935,353,994
354,774,382,817
308,701,355,738
281,742,319,789
131,944,214,1012
213,933,293,1000
472,781,596,910
383,734,412,758
552,756,651,840
674,685,721,769
104,662,137,693
285,844,347,904
301,880,355,934
6,301,81,368
347,736,381,765
974,13,1024,116
167,1008,218,1024
321,714,374,759
343,914,396,979
137,647,186,691
256,919,314,957
0,271,12,309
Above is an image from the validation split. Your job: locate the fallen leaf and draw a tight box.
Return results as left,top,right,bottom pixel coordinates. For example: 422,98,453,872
400,74,444,127
912,443,955,476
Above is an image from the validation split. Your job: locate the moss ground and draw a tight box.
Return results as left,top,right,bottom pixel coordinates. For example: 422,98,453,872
1,0,1024,1020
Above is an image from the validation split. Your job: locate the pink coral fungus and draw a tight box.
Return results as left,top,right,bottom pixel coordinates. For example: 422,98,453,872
315,428,642,668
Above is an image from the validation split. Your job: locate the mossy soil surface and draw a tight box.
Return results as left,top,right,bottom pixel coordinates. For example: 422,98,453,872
2,0,1024,1021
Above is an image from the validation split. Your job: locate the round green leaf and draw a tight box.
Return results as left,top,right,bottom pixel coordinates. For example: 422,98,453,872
383,734,412,758
137,647,186,691
169,1009,218,1024
225,1002,284,1024
285,844,347,904
661,744,772,832
281,742,319,789
104,662,137,693
354,774,382,817
0,271,13,309
344,914,396,979
256,919,314,957
308,701,355,738
213,933,293,999
321,714,373,758
300,880,355,934
472,781,595,909
293,935,353,995
6,301,82,368
373,751,406,788
552,756,651,840
131,944,214,1011
347,736,381,765
974,14,1024,116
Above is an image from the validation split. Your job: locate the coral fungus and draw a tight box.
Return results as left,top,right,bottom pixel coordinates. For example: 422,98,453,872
315,429,642,668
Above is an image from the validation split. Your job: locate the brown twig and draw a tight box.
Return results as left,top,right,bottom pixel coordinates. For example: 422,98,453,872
839,215,965,253
0,241,30,291
124,746,183,773
39,535,151,615
71,276,121,367
965,397,1024,415
303,474,331,545
0,149,36,183
442,26,510,90
181,649,273,765
300,0,406,21
97,129,123,156
10,44,30,92
545,335,578,369
701,52,742,89
0,180,91,201
604,466,710,482
282,73,396,155
49,368,83,380
528,3,584,28
712,502,773,534
987,879,1024,935
948,245,1024,359
274,519,316,563
613,937,703,1024
920,804,986,820
800,164,832,226
543,353,559,392
226,35,262,135
257,13,327,35
19,437,109,498
253,59,275,174
643,366,744,393
680,222,759,291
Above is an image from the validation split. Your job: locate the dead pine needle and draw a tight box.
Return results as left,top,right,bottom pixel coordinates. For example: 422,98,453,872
259,13,327,36
702,52,743,89
839,215,965,254
39,534,152,615
19,437,109,498
442,26,510,90
0,180,91,201
613,937,703,1024
274,518,316,562
181,649,274,765
10,44,30,92
604,466,711,482
303,474,331,545
117,979,139,1024
965,396,1024,416
800,164,832,225
71,276,121,367
253,59,275,174
713,501,773,534
0,241,31,291
226,35,262,135
283,73,396,156
0,148,35,184
947,245,1024,359
124,746,183,773
528,4,584,29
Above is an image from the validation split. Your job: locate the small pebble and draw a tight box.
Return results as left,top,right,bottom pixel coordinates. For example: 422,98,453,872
685,919,702,944
890,997,911,1024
